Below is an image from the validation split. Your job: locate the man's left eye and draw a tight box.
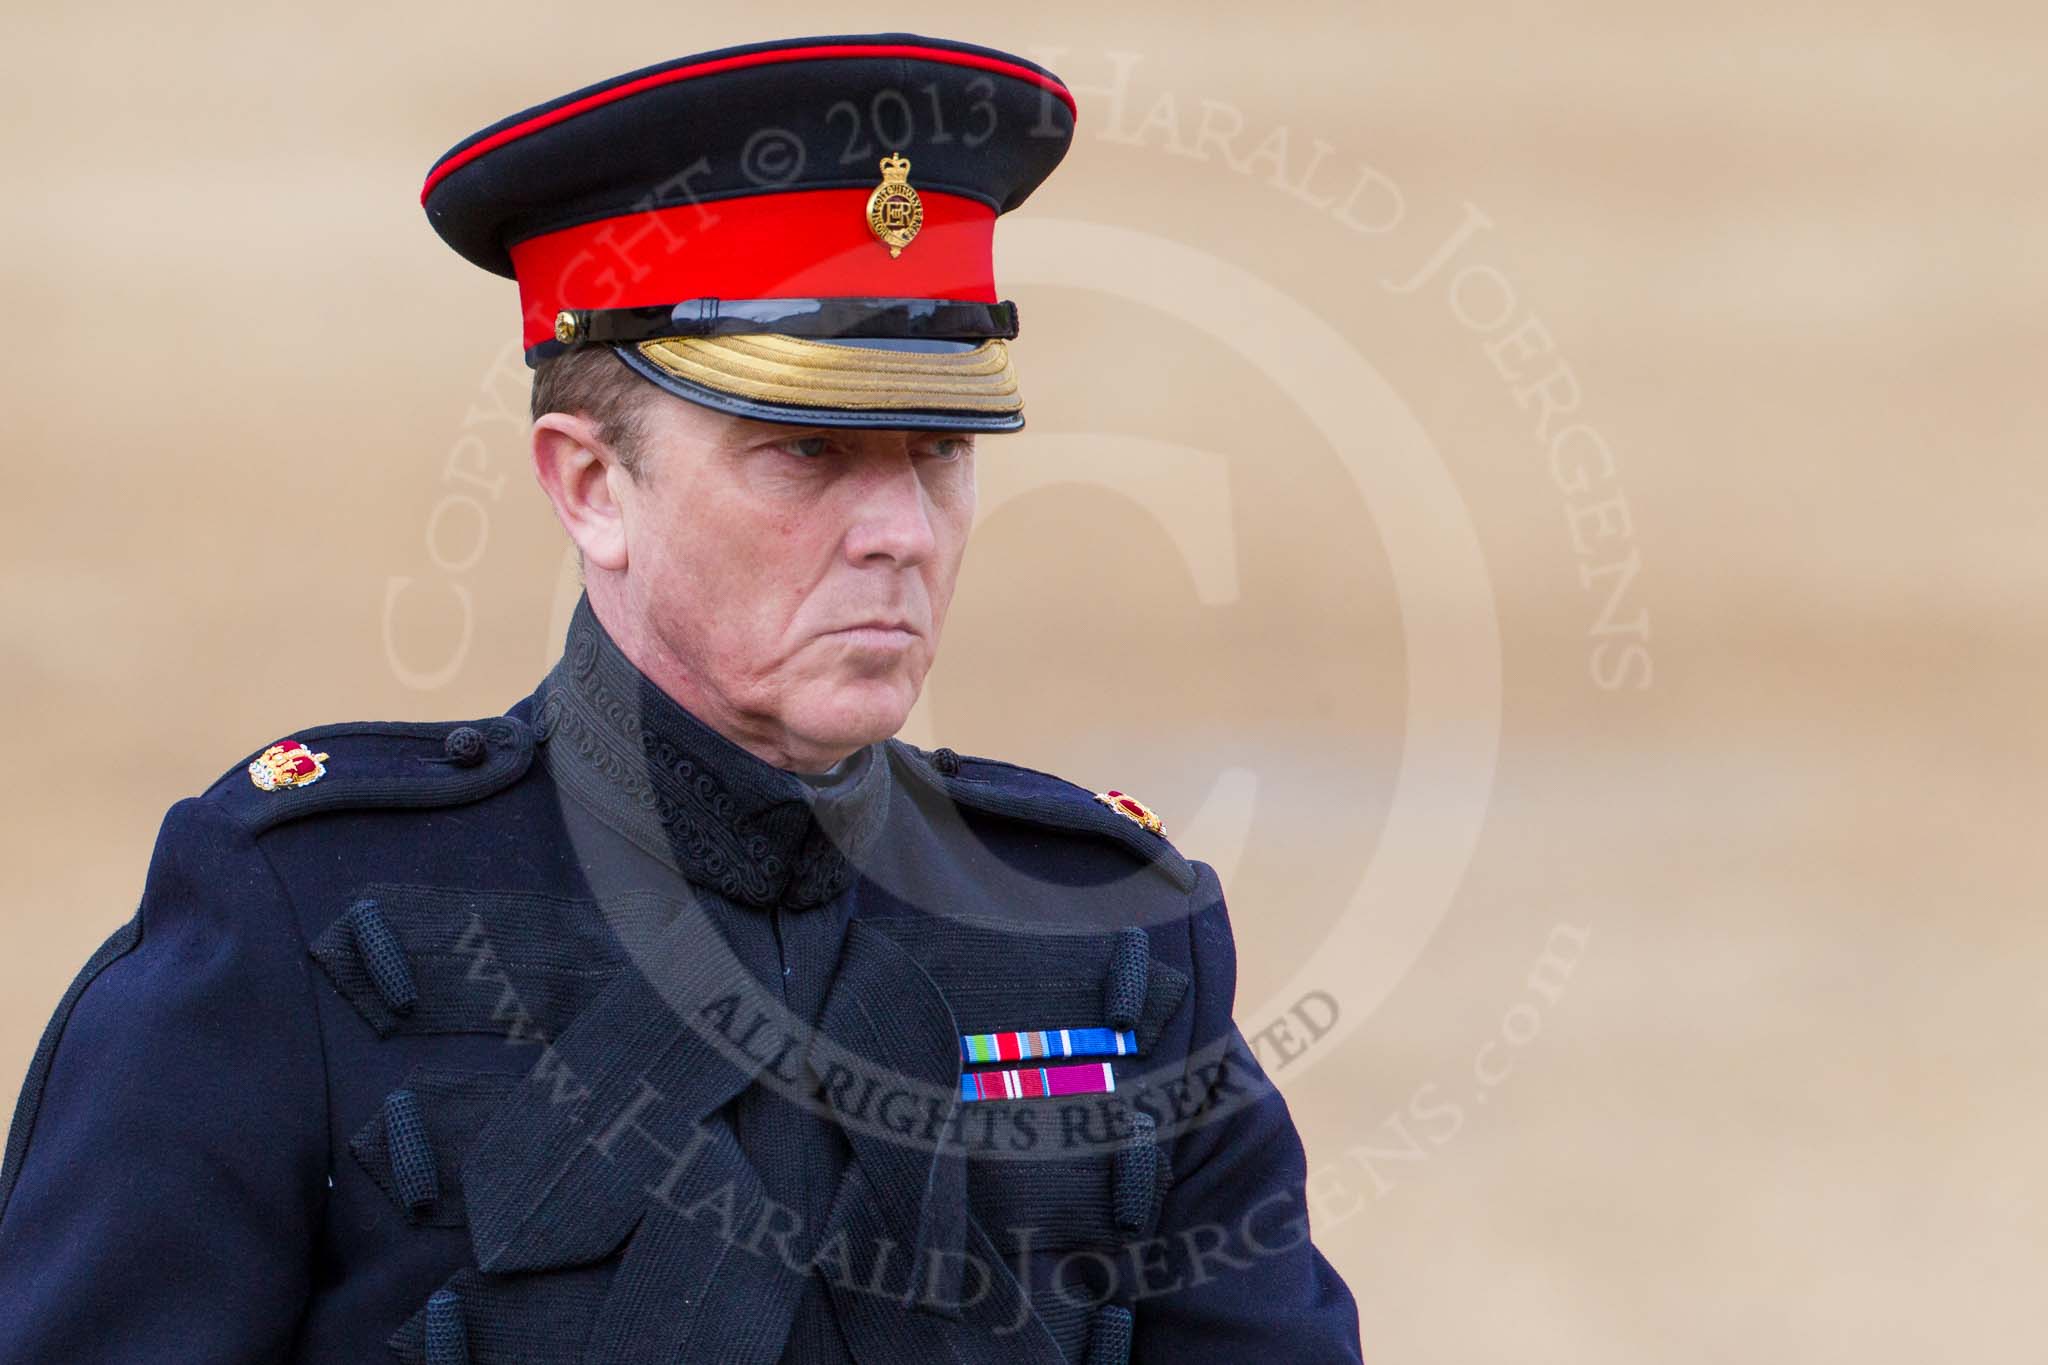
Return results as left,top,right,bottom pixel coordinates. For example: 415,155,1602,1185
922,437,974,461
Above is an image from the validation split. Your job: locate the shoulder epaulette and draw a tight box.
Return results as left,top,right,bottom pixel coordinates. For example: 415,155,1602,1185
887,739,1195,893
203,716,535,836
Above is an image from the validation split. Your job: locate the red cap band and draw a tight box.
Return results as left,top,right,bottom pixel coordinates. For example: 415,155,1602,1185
507,189,999,349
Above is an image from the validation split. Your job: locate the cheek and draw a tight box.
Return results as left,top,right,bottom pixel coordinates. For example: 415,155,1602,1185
674,514,820,652
634,497,744,628
640,488,755,585
926,508,975,618
926,469,976,547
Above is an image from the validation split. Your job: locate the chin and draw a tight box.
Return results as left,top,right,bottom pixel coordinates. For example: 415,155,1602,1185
790,674,920,749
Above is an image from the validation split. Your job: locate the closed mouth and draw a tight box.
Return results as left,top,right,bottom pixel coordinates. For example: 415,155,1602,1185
834,621,917,634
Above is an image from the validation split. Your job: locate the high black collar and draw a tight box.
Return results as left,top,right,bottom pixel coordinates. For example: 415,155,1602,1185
531,592,891,911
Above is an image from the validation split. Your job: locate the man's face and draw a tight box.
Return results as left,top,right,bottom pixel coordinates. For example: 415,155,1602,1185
606,393,979,771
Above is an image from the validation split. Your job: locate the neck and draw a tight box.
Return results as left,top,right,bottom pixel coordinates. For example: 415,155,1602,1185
584,578,853,774
531,593,894,910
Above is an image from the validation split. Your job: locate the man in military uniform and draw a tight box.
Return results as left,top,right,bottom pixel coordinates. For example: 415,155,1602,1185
0,34,1362,1363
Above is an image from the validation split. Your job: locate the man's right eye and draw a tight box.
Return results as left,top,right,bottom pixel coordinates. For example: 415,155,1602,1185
781,435,831,459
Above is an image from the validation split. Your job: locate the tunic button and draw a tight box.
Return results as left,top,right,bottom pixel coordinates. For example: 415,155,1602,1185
1113,1110,1159,1231
443,726,487,768
344,900,418,1016
1085,1304,1134,1365
382,1089,441,1217
931,746,960,775
1104,926,1150,1031
424,1287,470,1365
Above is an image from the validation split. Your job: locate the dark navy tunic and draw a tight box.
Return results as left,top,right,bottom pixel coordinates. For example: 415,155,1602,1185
0,592,1362,1363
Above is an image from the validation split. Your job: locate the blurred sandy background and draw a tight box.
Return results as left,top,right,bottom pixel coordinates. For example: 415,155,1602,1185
3,3,2043,1359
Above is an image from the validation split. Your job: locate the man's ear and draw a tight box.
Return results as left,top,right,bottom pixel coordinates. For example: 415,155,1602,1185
532,412,631,572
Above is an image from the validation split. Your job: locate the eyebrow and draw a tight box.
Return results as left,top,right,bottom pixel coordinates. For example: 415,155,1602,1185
716,422,828,449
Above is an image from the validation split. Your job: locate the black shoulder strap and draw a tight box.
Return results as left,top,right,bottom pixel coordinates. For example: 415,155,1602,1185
204,716,535,836
886,739,1196,893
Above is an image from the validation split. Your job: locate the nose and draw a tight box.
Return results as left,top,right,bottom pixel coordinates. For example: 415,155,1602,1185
842,445,940,566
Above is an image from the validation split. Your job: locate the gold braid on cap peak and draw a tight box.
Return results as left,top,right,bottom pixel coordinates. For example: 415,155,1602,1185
635,335,1022,412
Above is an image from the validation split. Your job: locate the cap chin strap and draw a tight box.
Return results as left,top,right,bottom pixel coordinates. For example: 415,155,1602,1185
533,296,1019,364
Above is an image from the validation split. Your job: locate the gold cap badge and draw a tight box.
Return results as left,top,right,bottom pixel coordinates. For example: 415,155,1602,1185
1094,789,1164,836
865,153,924,258
248,739,330,792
